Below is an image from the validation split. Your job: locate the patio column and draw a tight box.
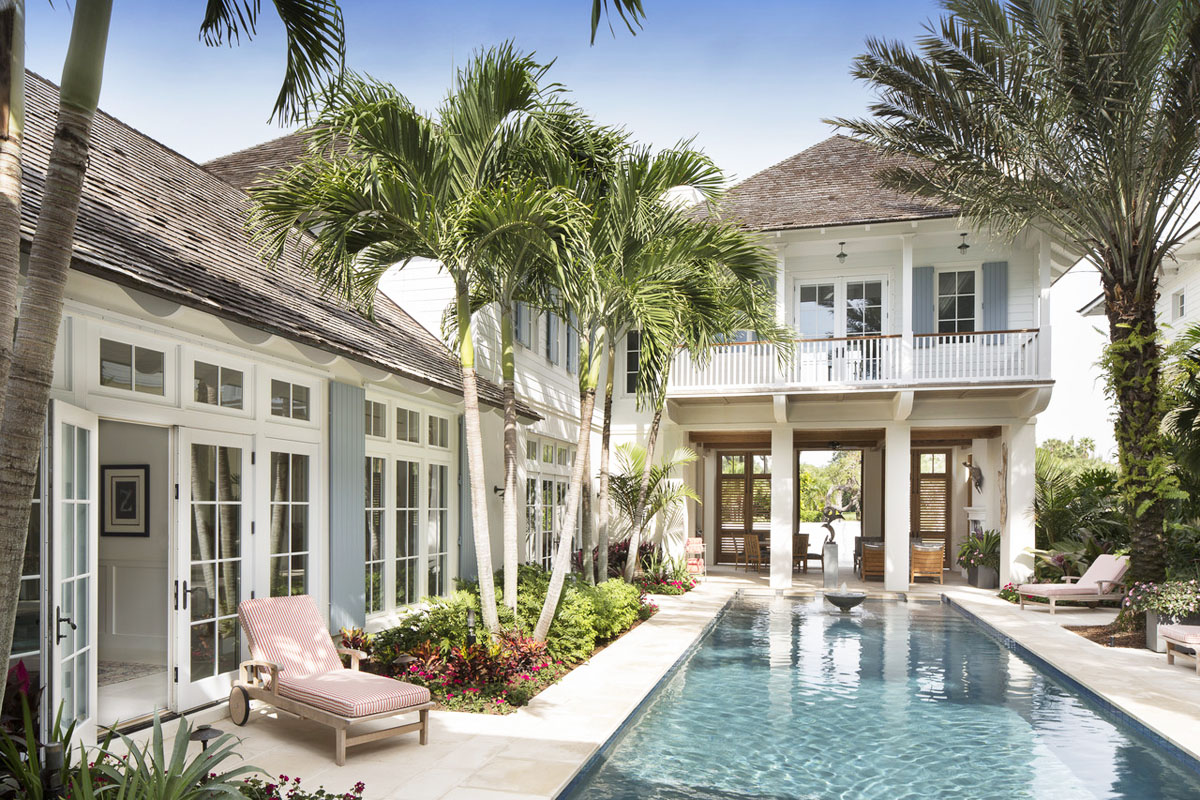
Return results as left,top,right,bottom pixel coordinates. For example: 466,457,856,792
1002,422,1037,586
704,448,718,564
770,424,794,590
884,422,911,592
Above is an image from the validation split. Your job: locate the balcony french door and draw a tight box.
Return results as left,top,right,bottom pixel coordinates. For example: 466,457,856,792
48,401,99,744
175,430,251,710
793,278,886,382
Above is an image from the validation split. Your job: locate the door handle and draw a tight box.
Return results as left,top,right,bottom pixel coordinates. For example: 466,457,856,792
181,581,208,610
55,606,76,645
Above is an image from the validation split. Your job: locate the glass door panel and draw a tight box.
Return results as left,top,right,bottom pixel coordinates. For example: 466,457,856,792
49,401,98,744
176,430,250,710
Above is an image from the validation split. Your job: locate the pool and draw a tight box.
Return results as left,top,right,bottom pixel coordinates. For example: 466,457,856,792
561,595,1200,799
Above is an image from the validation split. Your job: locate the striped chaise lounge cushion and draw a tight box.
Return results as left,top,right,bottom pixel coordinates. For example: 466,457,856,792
1160,624,1200,644
278,670,431,717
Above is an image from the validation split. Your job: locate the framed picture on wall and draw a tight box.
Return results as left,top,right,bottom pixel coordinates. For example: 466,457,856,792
101,464,150,537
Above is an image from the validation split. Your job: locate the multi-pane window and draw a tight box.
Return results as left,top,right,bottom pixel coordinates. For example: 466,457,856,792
525,478,539,564
194,361,244,408
396,407,420,443
270,380,311,420
364,457,385,613
545,313,560,364
625,331,641,394
1174,290,1187,321
540,477,555,568
937,271,976,333
557,447,568,467
514,302,534,348
365,400,387,438
543,443,555,464
188,443,242,682
268,452,310,597
845,280,884,336
796,284,836,339
396,460,420,606
11,464,41,681
526,439,538,462
428,415,449,448
100,338,165,395
428,464,450,596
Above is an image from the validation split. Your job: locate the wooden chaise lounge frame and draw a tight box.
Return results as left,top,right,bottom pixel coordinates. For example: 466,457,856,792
231,594,432,766
1016,554,1129,615
231,652,431,766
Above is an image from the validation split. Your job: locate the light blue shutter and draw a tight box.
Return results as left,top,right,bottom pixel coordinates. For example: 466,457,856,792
328,381,366,630
982,262,1008,331
912,266,935,344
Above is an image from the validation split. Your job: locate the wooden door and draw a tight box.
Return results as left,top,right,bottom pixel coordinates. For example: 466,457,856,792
911,449,951,566
715,451,771,563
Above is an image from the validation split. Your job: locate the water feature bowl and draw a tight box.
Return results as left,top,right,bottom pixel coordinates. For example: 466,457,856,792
824,590,866,614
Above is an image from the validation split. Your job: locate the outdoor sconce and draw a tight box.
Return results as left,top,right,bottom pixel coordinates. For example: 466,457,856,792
493,485,504,496
836,242,847,263
957,232,970,254
467,608,477,646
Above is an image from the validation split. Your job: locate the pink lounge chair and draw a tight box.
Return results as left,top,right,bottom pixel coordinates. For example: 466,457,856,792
1162,625,1200,675
232,594,431,765
1016,554,1129,615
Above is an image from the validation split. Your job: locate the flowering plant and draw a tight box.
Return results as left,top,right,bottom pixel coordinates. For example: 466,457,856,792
956,530,1001,570
242,775,365,800
1123,580,1200,619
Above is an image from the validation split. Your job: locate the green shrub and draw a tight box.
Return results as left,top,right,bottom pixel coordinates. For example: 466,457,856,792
587,579,640,640
372,591,515,663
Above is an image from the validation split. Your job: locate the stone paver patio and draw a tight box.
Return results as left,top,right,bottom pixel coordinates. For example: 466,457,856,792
134,567,1200,798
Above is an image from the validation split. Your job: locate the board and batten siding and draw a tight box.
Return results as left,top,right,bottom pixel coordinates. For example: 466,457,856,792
328,380,367,630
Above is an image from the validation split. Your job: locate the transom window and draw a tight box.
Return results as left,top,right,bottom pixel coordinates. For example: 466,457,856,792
543,443,555,464
365,400,387,438
194,361,244,409
268,452,310,597
428,415,449,448
100,338,165,395
270,380,310,420
937,270,976,333
396,407,420,444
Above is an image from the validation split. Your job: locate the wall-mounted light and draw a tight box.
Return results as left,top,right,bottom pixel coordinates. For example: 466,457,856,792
957,232,970,255
493,485,504,496
836,242,847,263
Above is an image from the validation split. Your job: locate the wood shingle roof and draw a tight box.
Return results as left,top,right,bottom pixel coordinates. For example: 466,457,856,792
715,135,959,232
24,73,514,412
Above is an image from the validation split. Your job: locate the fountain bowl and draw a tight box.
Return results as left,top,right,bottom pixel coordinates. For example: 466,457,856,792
824,591,867,614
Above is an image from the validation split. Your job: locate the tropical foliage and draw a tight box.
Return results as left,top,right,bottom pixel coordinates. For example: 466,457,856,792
834,0,1200,583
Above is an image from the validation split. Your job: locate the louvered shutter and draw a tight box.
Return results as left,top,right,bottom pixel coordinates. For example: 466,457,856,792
982,261,1008,331
912,266,934,347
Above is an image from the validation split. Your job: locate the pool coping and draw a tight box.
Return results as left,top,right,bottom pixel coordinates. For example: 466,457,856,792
945,594,1200,781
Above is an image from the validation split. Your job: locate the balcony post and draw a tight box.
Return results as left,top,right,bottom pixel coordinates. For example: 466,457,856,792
1037,234,1053,379
774,243,787,385
884,422,911,592
900,234,914,382
769,423,794,590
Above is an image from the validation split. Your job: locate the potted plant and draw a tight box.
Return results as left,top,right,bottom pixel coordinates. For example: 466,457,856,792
957,530,1001,589
1123,580,1200,652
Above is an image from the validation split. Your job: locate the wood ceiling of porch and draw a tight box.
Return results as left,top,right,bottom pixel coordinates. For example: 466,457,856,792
687,425,1001,450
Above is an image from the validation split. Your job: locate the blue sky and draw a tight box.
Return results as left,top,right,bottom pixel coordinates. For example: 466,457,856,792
24,0,1114,455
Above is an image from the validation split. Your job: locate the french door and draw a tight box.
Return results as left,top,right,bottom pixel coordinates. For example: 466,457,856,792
175,430,252,710
911,449,951,566
48,401,99,744
794,278,888,382
715,452,771,564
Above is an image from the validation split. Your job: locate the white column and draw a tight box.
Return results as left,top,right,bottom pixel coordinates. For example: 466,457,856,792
900,234,914,382
884,422,911,592
1037,235,1053,379
1003,422,1037,586
770,424,794,590
704,449,718,564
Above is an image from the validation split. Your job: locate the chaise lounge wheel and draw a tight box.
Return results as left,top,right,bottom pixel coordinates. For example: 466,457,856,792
229,685,251,726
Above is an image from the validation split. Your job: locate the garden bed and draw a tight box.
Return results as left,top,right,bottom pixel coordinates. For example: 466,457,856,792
1065,622,1146,649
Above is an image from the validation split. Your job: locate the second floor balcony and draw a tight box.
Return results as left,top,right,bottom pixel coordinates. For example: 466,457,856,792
667,329,1044,396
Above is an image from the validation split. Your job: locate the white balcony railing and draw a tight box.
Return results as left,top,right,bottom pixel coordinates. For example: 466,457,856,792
667,329,1041,394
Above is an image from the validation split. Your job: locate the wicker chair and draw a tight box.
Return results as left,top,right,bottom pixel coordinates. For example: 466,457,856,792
860,541,886,581
910,540,945,584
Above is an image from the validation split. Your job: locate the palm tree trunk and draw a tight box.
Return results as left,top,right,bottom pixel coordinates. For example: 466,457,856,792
0,0,110,670
456,281,500,632
1101,269,1168,584
500,306,519,612
534,386,597,641
0,2,25,429
623,400,663,580
580,391,594,585
596,340,616,580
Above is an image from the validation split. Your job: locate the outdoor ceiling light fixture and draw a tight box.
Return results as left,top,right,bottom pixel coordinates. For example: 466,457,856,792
836,242,847,263
958,232,970,254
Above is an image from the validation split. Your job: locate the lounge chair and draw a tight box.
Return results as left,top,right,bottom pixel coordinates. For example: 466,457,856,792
685,537,707,581
1016,554,1129,615
910,540,945,584
860,541,885,581
1162,625,1200,675
231,594,432,765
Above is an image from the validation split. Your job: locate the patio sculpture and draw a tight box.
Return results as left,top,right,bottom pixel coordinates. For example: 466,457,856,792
963,460,984,494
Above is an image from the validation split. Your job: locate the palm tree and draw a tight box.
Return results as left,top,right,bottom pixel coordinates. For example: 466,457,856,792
608,443,699,553
248,52,585,632
831,0,1200,584
0,0,345,673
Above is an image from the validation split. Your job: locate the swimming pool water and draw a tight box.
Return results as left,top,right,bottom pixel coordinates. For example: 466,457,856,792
562,596,1200,800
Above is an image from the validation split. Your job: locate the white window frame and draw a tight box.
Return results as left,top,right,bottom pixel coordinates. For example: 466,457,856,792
623,330,641,396
260,369,321,428
1173,289,1187,321
791,275,890,338
428,414,450,449
89,325,178,406
182,346,254,417
933,265,982,335
255,438,322,604
364,398,388,440
523,433,573,567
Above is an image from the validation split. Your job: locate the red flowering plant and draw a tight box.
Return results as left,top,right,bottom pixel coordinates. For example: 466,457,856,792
242,774,366,800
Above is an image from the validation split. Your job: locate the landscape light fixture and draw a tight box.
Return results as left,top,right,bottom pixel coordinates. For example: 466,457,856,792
836,242,847,263
958,232,970,255
467,607,477,646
